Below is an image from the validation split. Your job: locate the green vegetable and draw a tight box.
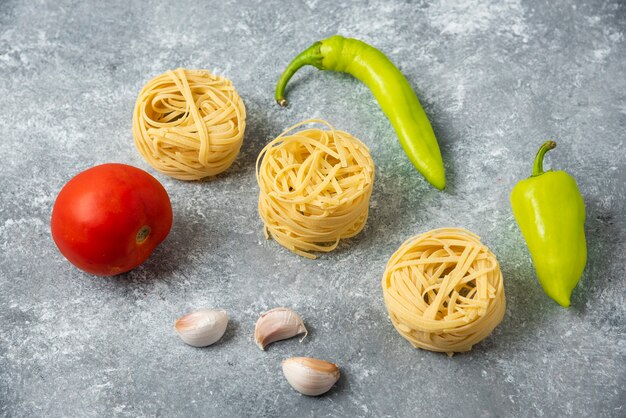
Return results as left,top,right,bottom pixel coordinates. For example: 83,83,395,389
510,141,587,307
275,35,446,190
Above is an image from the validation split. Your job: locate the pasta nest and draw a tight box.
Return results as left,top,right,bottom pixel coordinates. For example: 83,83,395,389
381,228,506,355
256,119,375,259
133,68,246,180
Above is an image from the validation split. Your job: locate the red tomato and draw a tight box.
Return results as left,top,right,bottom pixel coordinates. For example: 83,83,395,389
51,163,173,276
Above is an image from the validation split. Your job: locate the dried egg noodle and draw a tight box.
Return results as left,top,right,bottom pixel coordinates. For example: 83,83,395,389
133,68,245,180
381,228,505,355
256,120,374,259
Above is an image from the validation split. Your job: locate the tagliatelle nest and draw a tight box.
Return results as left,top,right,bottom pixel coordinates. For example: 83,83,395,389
381,228,506,355
256,119,375,259
133,68,246,180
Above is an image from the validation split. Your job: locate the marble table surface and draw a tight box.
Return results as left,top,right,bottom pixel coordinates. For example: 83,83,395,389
1,0,624,416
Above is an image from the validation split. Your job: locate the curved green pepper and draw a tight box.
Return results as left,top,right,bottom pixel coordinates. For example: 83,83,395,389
510,141,587,307
275,35,446,190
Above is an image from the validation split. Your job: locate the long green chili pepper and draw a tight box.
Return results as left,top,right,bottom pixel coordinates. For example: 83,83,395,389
510,141,587,307
275,35,446,190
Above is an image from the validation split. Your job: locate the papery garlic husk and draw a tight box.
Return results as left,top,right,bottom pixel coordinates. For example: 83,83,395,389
175,309,228,347
282,357,340,396
254,307,308,350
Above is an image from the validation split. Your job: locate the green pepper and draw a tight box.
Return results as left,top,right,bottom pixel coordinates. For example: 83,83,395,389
275,35,446,190
510,141,587,307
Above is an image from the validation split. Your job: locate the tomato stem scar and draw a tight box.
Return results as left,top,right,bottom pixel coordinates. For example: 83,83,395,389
136,225,151,244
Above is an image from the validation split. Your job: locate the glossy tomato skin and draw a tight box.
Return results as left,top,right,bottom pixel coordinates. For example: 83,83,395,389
51,163,173,276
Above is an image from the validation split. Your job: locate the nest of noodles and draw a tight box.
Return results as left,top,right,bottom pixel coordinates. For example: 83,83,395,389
133,68,245,180
381,228,506,355
256,120,375,259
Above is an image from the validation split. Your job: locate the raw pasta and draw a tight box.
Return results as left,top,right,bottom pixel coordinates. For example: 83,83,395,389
381,228,506,355
133,68,245,180
256,119,375,259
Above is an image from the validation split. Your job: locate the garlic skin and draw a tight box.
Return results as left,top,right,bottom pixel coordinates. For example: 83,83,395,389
282,357,340,396
175,309,228,347
254,307,308,350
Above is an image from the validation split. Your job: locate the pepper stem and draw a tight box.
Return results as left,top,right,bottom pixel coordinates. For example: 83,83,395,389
531,140,557,176
275,42,324,107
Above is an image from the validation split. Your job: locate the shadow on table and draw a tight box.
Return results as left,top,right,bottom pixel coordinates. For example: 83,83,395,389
570,195,621,313
98,210,209,288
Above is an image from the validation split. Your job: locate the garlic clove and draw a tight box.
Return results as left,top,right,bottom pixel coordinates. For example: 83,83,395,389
175,309,228,347
254,307,308,350
282,357,340,396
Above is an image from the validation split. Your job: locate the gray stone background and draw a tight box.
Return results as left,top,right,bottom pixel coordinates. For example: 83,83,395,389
1,0,624,416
